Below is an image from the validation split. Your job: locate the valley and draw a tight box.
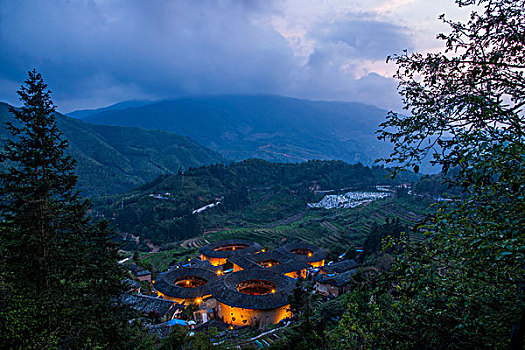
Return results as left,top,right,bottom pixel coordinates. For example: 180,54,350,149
91,159,432,273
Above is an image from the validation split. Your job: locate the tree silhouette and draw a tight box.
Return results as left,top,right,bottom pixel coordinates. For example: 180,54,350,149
0,70,147,348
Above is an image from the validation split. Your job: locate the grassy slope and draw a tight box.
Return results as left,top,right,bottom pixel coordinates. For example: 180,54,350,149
94,160,419,247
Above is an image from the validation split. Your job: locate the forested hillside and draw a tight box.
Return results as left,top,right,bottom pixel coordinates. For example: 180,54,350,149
0,102,225,196
93,159,417,250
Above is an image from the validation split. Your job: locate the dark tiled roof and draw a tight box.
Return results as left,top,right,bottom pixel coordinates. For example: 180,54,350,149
119,293,182,317
189,258,221,272
321,260,358,274
210,269,296,310
268,260,310,274
229,250,309,275
228,256,260,270
136,270,152,276
122,279,142,291
314,269,357,287
154,267,219,299
277,241,328,264
251,250,290,263
199,239,262,259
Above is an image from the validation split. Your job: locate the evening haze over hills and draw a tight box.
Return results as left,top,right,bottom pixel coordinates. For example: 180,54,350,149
2,0,521,348
69,95,393,166
0,0,468,176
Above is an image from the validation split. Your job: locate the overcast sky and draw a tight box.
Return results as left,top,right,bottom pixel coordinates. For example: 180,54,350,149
0,0,472,113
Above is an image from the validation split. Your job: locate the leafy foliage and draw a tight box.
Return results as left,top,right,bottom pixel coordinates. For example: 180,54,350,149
363,217,407,257
333,0,525,348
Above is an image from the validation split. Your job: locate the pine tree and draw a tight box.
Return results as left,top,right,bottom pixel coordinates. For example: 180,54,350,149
0,70,148,348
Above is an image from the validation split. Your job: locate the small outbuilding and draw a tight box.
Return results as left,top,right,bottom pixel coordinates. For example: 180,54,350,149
128,264,152,282
119,293,183,321
319,259,358,275
314,269,357,298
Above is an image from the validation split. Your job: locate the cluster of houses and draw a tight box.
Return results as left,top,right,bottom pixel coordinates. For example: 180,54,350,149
121,239,359,330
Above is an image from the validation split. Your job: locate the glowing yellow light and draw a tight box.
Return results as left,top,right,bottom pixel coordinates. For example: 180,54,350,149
186,280,190,285
308,253,312,257
196,298,202,304
232,247,236,251
262,249,266,252
271,289,275,294
217,270,222,275
229,326,233,330
268,263,272,267
188,258,191,261
152,280,155,284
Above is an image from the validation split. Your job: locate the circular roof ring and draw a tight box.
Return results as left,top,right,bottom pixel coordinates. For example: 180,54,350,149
199,239,262,259
278,241,328,263
210,269,295,310
154,267,219,300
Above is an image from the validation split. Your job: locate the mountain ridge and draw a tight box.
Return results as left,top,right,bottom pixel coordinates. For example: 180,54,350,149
67,99,155,119
78,95,393,165
0,102,225,196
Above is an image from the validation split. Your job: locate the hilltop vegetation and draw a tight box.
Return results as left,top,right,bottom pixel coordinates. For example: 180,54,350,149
93,159,418,250
0,102,225,196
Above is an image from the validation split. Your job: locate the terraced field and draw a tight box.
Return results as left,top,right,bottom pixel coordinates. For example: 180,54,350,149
224,322,292,349
180,235,210,249
141,195,434,271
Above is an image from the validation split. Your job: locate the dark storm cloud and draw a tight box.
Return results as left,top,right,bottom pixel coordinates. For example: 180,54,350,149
0,0,411,112
316,17,412,60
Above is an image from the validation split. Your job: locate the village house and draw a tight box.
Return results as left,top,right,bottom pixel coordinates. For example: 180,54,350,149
314,269,357,298
129,263,152,282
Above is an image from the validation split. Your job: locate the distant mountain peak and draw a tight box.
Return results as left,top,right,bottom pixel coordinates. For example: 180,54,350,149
67,99,155,119
79,94,393,166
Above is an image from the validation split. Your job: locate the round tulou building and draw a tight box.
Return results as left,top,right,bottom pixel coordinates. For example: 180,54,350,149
277,241,327,268
155,239,327,328
154,267,219,304
199,239,263,266
210,269,295,328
